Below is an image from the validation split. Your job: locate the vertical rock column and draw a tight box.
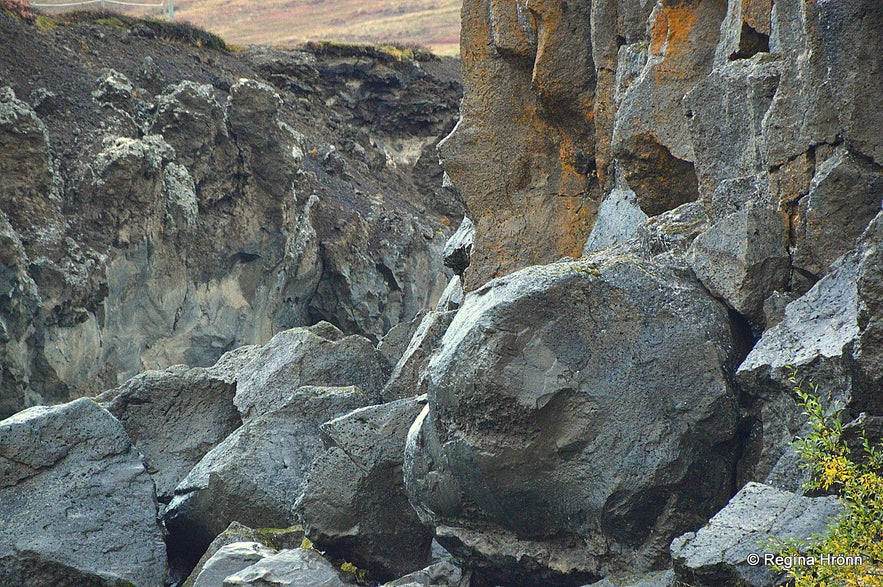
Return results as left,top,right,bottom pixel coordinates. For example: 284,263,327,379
439,0,600,288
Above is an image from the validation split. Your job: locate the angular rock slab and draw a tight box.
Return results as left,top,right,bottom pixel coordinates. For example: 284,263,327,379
222,548,349,587
98,360,244,500
736,253,861,484
297,395,432,580
183,522,304,587
688,204,790,328
670,482,843,587
793,149,883,277
0,398,167,586
164,386,370,567
382,311,456,402
405,253,741,584
192,542,276,587
234,323,388,422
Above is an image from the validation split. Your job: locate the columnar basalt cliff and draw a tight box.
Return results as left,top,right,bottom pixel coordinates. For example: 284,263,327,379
445,0,882,293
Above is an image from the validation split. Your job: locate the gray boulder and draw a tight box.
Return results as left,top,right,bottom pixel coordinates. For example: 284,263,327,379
192,542,277,587
234,323,388,422
222,548,349,587
183,522,305,587
0,398,167,586
97,360,244,500
164,386,370,564
297,395,432,580
670,482,843,587
688,204,790,328
405,252,741,584
382,311,456,402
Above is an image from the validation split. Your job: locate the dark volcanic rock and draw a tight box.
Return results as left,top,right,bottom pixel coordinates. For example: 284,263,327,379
737,210,883,488
233,323,389,422
164,385,370,570
0,398,167,587
405,251,741,584
97,352,248,500
297,395,432,580
0,13,460,416
670,482,843,587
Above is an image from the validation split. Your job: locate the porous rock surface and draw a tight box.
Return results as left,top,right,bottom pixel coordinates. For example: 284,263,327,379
0,398,167,587
405,250,741,585
297,395,432,580
670,482,843,587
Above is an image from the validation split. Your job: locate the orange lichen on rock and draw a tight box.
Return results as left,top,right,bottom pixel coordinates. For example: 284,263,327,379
742,0,772,36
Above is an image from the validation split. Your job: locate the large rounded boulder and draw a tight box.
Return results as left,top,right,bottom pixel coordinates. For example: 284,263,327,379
404,252,743,585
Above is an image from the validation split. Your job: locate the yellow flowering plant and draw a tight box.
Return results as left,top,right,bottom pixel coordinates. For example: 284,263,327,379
770,371,883,586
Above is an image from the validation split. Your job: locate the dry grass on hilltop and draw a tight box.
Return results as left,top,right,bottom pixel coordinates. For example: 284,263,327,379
34,0,461,56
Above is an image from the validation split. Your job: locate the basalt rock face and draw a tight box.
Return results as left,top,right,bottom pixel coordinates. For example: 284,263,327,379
439,0,600,289
0,13,461,418
445,0,883,297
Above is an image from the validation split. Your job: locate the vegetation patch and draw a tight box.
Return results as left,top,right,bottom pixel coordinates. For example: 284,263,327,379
34,14,57,31
305,39,436,63
770,371,883,586
94,16,126,29
49,9,229,51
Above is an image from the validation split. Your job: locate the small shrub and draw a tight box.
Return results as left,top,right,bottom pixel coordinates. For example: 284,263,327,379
770,371,883,586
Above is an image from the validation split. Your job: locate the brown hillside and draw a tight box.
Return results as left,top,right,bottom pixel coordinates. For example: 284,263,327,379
33,0,462,55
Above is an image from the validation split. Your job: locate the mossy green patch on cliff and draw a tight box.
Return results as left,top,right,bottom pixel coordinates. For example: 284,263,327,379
94,16,126,29
34,15,57,32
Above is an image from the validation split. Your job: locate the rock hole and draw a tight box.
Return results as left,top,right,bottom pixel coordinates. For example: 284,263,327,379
729,22,770,60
